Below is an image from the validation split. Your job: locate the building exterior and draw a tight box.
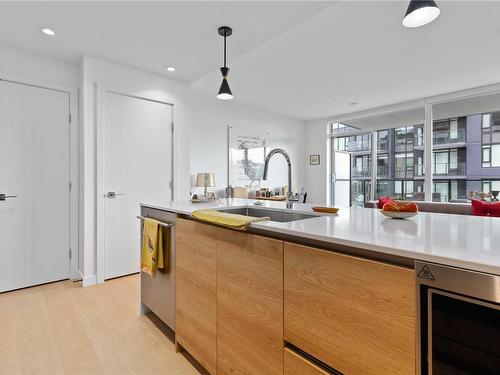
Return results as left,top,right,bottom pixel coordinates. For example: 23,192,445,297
332,111,500,205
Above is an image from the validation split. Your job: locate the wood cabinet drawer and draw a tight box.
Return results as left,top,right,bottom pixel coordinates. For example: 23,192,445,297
217,228,284,375
284,348,331,375
175,218,217,375
284,242,416,375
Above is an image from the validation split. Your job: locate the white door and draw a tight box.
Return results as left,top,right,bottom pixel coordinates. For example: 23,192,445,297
0,81,70,292
332,150,351,207
103,92,172,280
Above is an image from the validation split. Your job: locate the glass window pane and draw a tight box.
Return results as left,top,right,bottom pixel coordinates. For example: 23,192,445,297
492,132,500,143
483,114,491,128
483,147,490,162
492,144,500,167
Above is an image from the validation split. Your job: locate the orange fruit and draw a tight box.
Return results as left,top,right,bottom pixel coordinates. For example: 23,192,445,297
382,202,401,212
399,202,418,212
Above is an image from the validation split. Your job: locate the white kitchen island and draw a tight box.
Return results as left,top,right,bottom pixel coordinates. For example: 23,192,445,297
142,198,500,276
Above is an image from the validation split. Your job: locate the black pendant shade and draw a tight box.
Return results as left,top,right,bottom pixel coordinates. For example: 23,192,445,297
217,67,233,100
403,0,440,28
217,26,233,100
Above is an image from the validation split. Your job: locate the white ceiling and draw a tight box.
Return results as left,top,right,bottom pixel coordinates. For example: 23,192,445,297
1,1,500,121
0,1,331,82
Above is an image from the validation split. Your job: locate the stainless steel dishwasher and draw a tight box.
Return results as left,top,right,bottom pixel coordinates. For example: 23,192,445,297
416,261,500,374
139,205,176,331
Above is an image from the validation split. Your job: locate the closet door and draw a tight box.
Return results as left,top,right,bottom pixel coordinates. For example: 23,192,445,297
103,92,172,279
0,81,70,292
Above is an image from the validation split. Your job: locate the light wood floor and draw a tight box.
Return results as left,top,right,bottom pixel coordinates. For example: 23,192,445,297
0,275,199,375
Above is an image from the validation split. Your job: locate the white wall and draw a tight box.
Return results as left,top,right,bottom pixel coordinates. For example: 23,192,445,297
0,45,79,88
304,119,329,204
81,56,307,285
190,95,306,196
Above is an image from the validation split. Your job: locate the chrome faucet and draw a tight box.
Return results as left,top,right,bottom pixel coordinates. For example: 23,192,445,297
262,148,294,209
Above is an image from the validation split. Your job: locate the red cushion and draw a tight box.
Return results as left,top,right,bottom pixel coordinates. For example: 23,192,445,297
471,199,500,217
489,201,500,217
378,196,393,208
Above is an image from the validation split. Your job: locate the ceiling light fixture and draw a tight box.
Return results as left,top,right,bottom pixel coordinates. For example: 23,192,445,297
403,0,440,28
166,66,176,72
41,27,55,36
217,26,233,100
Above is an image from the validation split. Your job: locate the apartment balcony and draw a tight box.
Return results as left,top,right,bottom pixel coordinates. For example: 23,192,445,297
346,141,371,153
352,169,371,178
433,162,467,177
395,143,415,153
377,165,389,177
414,162,466,178
414,129,466,150
394,168,414,179
433,128,466,147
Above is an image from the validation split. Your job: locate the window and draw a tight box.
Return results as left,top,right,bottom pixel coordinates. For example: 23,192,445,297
330,94,500,206
483,146,491,167
377,130,389,152
331,122,358,135
395,153,414,179
395,126,414,152
433,180,466,202
332,129,372,207
432,149,465,175
433,117,466,145
482,180,500,194
482,112,500,167
375,126,425,201
377,154,388,177
353,155,371,177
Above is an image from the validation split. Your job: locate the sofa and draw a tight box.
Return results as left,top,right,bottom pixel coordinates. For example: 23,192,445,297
364,200,472,215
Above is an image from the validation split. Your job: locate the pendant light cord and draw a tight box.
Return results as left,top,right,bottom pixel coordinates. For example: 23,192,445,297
223,34,227,68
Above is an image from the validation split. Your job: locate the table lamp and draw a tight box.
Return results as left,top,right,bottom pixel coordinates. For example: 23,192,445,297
196,173,215,197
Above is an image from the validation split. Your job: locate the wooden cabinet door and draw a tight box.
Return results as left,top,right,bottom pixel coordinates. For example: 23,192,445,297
217,228,284,375
284,348,330,375
175,218,217,374
284,242,415,375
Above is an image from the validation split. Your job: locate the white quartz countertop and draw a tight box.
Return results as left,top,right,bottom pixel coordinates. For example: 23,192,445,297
141,199,500,275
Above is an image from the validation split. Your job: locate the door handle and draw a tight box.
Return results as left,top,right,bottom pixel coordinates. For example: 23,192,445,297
0,194,18,201
105,191,125,198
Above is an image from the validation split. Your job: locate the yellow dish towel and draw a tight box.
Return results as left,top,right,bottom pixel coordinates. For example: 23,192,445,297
141,218,165,278
192,209,270,231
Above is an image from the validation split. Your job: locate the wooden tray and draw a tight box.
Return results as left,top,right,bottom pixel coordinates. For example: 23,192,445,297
312,206,339,214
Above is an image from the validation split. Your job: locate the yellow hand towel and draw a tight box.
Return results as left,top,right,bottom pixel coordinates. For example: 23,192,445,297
141,219,165,278
192,209,269,231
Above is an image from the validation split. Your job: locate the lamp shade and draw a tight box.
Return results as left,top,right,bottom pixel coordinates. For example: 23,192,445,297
402,0,440,28
196,173,216,188
217,78,233,100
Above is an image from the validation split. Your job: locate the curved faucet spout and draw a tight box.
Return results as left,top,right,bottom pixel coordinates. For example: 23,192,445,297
262,148,292,200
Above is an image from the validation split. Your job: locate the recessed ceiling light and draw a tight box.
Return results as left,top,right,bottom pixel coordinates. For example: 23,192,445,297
41,28,55,36
166,66,176,72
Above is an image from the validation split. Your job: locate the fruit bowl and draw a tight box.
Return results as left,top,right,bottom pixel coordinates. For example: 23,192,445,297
380,201,418,219
379,210,418,219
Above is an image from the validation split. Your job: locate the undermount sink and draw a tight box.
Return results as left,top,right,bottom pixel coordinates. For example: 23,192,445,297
216,207,318,223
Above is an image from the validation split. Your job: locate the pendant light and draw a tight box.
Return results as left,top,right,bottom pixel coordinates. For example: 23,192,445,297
217,26,233,100
402,0,440,28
